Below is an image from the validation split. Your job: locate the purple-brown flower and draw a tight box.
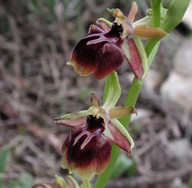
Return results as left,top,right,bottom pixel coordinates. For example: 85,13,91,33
67,2,167,80
54,92,136,180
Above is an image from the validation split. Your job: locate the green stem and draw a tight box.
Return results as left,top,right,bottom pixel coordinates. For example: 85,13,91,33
151,0,161,27
94,1,161,188
145,0,161,56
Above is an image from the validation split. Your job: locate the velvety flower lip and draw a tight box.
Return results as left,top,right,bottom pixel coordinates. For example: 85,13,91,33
67,2,167,80
54,92,136,180
67,22,124,80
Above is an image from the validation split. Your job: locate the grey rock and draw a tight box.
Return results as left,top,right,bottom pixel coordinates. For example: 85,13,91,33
160,38,192,107
160,72,192,107
174,39,192,77
167,139,191,164
144,69,162,91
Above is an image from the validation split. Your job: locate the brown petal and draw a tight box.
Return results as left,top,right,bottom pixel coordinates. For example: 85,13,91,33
104,121,132,155
122,37,144,80
94,43,124,79
67,34,103,77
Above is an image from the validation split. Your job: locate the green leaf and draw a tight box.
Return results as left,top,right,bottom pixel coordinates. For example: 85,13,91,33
111,153,136,178
8,172,33,188
103,72,121,110
18,173,33,188
0,148,10,172
188,175,192,188
0,148,10,188
161,0,190,33
9,181,20,188
31,0,42,15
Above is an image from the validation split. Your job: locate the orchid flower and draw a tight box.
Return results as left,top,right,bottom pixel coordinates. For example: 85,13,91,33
67,2,167,80
54,72,136,180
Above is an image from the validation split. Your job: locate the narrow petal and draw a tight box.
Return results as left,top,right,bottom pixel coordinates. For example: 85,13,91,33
128,2,138,22
90,92,100,107
109,106,137,119
61,129,111,180
104,120,134,155
94,43,124,79
122,37,148,80
133,25,167,39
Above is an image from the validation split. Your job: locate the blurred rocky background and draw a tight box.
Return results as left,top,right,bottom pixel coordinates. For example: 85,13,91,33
0,0,192,188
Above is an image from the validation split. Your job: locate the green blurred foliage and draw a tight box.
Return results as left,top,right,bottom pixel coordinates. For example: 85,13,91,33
111,153,137,179
188,175,192,188
0,148,33,188
0,148,10,188
8,173,33,188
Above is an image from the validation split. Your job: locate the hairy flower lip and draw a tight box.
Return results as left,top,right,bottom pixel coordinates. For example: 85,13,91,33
55,92,136,180
67,25,124,79
61,128,112,180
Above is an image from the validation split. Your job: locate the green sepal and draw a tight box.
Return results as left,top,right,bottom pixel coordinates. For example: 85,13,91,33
54,106,101,121
54,110,89,121
103,72,121,110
